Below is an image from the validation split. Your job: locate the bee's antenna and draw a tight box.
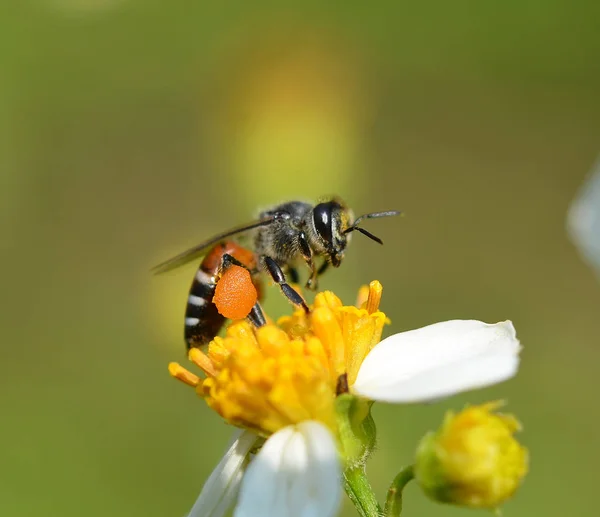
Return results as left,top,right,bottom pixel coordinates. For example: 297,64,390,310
352,210,402,227
343,210,402,245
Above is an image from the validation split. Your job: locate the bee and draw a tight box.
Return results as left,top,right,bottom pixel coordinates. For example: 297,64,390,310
153,198,400,348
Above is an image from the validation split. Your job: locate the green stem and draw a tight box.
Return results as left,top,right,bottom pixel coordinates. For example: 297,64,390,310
384,465,415,517
344,466,383,517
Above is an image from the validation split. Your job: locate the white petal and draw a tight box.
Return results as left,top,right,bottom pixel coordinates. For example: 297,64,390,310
188,429,259,517
568,155,600,278
353,320,520,403
234,421,341,517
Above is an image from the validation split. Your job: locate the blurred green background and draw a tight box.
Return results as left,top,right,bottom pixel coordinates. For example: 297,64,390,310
2,1,600,516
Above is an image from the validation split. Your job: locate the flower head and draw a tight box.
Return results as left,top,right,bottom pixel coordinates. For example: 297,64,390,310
169,281,522,517
414,402,528,509
170,281,387,437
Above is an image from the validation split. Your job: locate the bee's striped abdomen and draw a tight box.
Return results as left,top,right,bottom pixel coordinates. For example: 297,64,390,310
184,268,224,348
184,241,261,349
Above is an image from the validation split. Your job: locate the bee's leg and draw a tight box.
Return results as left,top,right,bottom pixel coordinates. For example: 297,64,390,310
298,232,319,291
306,260,330,291
317,260,329,277
307,261,331,290
220,253,248,272
306,272,318,291
288,267,300,284
221,253,262,277
264,256,310,313
247,303,267,329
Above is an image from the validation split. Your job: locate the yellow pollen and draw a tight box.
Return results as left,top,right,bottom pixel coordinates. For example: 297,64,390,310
188,347,218,377
170,280,389,436
168,362,200,387
365,280,383,314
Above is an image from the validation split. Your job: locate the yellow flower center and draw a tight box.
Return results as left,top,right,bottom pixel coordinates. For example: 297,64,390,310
169,280,387,436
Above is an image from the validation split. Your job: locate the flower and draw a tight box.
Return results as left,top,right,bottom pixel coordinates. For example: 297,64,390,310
414,402,528,509
169,281,521,517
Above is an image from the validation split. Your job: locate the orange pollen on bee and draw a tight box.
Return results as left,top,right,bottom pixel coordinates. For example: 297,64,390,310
213,265,258,320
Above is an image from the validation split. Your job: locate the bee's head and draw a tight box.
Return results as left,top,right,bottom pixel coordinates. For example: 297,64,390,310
311,200,353,267
311,199,402,267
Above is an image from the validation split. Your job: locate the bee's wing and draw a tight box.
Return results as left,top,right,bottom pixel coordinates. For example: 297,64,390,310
151,217,276,274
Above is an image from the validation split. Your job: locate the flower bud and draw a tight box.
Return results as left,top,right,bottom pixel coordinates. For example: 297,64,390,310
414,402,528,509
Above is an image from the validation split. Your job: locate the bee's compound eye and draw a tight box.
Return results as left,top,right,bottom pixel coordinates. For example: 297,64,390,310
313,202,334,244
213,266,257,320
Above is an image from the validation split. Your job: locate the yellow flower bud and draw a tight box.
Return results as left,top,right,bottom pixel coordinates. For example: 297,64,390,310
414,402,528,509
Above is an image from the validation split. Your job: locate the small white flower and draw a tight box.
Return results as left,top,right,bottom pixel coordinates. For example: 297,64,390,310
187,318,520,517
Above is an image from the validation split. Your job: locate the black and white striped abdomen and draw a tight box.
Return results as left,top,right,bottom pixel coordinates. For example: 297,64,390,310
184,268,225,349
